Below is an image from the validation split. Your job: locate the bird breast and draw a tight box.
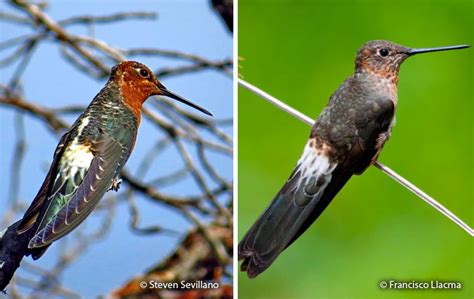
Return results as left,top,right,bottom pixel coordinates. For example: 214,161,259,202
375,77,398,104
361,73,398,106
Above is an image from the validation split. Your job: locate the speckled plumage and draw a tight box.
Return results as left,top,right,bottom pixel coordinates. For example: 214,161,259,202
312,71,395,166
239,40,469,278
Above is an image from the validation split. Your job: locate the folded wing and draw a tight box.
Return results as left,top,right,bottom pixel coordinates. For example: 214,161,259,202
25,128,132,251
238,138,342,277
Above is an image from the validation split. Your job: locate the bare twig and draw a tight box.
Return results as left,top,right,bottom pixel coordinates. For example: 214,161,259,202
156,58,233,78
11,0,111,74
58,11,157,26
0,12,31,25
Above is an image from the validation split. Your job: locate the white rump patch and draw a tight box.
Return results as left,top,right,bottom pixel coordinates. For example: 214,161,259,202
296,140,337,186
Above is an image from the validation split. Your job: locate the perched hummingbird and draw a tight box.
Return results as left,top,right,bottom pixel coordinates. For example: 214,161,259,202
238,40,469,278
16,61,211,259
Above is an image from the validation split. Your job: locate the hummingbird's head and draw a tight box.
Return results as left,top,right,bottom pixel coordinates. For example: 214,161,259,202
355,40,411,81
111,61,212,117
355,40,469,83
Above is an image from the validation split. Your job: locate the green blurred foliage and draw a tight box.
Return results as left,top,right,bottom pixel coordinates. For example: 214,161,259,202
238,0,473,298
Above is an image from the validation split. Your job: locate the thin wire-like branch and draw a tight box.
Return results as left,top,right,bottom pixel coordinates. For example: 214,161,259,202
123,47,231,68
0,12,31,25
1,114,26,229
8,37,38,90
0,41,31,66
7,113,25,204
239,78,474,237
58,12,157,26
0,94,69,132
15,276,81,299
0,34,36,51
11,0,111,74
125,192,178,236
372,162,473,236
156,59,233,78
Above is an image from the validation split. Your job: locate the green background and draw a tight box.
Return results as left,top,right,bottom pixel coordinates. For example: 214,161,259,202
238,0,473,298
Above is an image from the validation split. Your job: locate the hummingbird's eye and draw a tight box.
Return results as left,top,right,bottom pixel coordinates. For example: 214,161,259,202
139,69,149,78
379,48,389,57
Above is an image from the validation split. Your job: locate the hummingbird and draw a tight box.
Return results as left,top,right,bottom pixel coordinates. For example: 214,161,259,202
238,40,469,278
16,61,212,259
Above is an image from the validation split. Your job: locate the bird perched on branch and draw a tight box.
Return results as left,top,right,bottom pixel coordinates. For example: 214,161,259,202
238,40,469,278
16,61,212,259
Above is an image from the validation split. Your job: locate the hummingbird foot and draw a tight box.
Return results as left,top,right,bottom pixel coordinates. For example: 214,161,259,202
109,177,122,192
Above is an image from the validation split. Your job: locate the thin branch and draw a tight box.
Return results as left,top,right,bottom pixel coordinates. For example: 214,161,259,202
11,0,111,74
174,139,231,220
0,33,36,51
0,12,31,25
8,37,38,90
238,78,474,237
73,35,124,61
58,12,157,27
0,94,68,132
156,59,232,78
123,47,229,66
7,113,26,204
126,192,178,236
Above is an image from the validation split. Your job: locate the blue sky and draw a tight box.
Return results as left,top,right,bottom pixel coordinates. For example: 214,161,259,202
0,0,232,297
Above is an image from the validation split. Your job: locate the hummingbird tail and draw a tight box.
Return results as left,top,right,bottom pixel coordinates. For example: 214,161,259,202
238,140,351,278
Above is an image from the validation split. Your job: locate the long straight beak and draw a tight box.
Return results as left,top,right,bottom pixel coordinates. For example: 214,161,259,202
161,89,212,116
409,45,470,56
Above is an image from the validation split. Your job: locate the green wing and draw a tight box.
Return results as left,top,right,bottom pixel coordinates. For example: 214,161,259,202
17,131,72,234
27,127,133,249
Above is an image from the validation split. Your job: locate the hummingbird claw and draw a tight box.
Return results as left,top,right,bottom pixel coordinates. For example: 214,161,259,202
371,131,392,165
109,177,122,192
